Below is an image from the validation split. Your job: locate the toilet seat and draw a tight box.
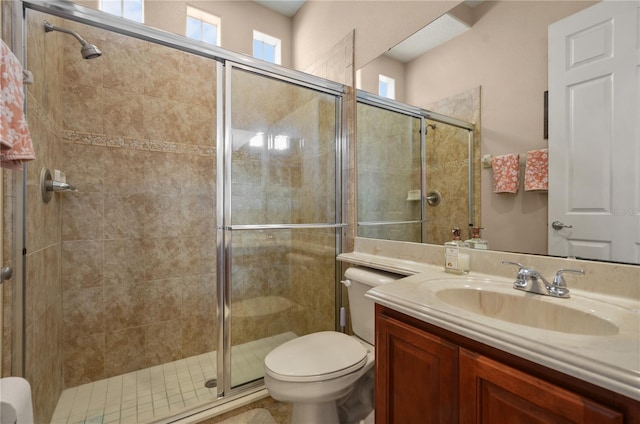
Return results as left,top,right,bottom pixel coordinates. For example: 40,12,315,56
264,331,368,383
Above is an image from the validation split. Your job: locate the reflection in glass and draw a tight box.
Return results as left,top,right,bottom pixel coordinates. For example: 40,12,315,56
229,228,337,387
357,102,422,242
231,69,337,226
228,67,339,388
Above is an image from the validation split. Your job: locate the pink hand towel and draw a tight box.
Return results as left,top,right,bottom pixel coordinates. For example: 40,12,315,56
492,153,519,194
0,39,36,170
524,148,549,191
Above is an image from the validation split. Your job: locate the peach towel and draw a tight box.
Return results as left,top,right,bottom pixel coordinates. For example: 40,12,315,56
492,153,519,194
524,148,549,191
0,39,35,170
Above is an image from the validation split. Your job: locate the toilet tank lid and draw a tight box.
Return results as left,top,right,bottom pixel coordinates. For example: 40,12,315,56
344,267,403,287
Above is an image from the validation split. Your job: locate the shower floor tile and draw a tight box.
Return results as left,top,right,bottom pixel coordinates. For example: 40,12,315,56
51,332,296,424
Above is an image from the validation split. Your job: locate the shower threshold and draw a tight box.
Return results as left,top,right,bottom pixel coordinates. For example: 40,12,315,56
50,332,296,424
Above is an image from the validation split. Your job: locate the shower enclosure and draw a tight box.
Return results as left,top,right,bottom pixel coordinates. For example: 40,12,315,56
356,90,476,245
19,2,345,422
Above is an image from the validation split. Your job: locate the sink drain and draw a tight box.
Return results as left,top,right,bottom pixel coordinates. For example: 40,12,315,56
204,379,217,389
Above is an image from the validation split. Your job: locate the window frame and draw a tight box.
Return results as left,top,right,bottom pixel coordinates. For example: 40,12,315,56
378,74,396,100
252,30,282,65
99,0,144,23
186,6,221,46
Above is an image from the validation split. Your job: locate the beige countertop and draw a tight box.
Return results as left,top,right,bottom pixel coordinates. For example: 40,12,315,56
338,238,640,402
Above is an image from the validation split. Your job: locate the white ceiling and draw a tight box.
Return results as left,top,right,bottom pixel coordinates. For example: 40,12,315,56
385,12,471,63
386,0,483,63
254,0,306,17
255,0,482,63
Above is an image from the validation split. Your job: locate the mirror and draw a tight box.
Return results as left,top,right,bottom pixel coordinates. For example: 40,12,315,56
355,0,639,263
56,0,638,263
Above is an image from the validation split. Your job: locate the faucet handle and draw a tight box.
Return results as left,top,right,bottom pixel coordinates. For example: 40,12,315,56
502,261,528,289
501,260,524,269
550,268,584,298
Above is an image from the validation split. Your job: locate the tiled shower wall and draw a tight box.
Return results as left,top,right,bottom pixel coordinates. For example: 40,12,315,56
24,10,66,422
59,19,217,388
425,87,481,244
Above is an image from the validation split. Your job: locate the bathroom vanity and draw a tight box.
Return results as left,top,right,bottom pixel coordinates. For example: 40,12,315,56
338,238,640,424
375,305,636,423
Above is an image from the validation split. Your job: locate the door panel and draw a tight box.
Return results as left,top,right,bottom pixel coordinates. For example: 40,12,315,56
375,311,458,423
548,1,640,263
224,65,341,389
459,349,624,423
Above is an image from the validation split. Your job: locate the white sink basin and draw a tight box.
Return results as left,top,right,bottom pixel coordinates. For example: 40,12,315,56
435,286,619,336
413,277,628,337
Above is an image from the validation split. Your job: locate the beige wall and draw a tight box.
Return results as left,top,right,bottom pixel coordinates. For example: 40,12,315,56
74,0,293,67
403,1,595,255
356,54,407,103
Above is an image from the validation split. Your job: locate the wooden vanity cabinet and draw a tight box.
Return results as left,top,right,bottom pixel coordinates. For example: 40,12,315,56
375,304,639,424
459,349,623,423
375,308,458,423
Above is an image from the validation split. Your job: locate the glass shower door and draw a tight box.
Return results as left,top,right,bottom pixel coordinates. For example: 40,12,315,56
223,64,343,390
356,101,424,242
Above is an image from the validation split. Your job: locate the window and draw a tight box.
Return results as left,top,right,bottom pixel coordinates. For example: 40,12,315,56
379,75,396,100
186,6,221,46
99,0,143,23
253,30,281,65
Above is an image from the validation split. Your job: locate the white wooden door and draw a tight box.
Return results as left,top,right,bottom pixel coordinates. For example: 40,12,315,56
548,0,640,264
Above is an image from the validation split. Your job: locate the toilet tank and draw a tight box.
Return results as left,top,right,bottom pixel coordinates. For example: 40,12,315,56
343,267,403,345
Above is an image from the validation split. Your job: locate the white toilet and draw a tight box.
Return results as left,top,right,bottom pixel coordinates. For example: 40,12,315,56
264,266,401,424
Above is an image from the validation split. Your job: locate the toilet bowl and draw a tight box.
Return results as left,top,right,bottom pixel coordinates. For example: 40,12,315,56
264,267,401,424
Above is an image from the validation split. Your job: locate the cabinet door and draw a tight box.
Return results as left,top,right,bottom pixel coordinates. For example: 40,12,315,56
459,349,624,423
375,312,458,424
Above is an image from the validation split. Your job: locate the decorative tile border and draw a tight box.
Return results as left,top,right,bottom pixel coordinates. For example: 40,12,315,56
62,130,215,157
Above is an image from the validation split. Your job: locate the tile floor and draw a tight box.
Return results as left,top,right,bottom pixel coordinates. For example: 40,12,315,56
51,332,297,424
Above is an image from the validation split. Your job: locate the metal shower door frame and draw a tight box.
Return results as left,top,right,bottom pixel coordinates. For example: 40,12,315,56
217,61,347,397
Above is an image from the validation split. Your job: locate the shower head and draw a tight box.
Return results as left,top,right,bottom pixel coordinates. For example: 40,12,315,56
43,20,102,59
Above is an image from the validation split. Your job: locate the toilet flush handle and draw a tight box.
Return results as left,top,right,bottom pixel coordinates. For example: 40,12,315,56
338,280,351,330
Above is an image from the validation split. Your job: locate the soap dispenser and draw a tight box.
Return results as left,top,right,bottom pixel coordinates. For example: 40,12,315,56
444,228,470,274
466,227,488,250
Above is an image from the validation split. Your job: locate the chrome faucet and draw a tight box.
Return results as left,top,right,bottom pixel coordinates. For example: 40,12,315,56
502,261,584,298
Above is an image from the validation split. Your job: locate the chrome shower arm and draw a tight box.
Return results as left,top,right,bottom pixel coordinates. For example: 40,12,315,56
44,20,90,46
